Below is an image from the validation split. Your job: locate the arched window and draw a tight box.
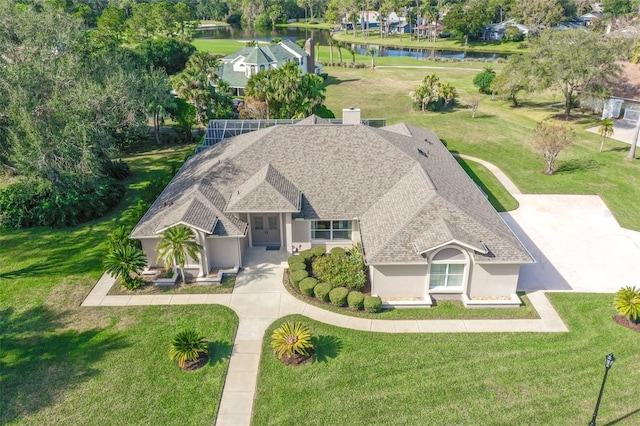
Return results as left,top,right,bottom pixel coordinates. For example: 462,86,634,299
259,65,265,71
428,247,468,290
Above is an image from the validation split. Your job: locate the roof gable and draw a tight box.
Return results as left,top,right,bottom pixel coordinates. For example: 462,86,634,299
226,164,301,213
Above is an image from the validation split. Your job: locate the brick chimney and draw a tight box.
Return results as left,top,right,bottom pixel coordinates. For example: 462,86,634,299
304,38,315,74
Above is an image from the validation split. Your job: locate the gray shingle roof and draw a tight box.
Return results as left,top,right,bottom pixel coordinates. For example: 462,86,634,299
226,164,301,212
130,121,533,265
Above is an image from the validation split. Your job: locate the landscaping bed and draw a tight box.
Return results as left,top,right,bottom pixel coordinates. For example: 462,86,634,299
108,274,236,295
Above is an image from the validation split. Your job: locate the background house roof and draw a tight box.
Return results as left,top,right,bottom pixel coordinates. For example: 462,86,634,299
131,121,532,265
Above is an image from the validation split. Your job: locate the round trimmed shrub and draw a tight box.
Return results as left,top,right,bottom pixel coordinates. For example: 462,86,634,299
299,249,315,262
329,287,349,307
299,277,318,296
364,296,383,313
347,291,365,310
289,270,309,288
288,255,306,266
289,262,307,272
314,282,331,302
311,246,326,257
330,247,346,256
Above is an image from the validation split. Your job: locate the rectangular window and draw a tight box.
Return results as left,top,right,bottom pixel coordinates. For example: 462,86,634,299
311,220,352,241
254,217,263,230
429,264,465,289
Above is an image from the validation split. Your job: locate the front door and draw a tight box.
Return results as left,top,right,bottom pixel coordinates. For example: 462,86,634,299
251,214,281,246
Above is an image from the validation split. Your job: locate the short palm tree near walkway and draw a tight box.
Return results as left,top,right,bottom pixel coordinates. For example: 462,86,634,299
103,245,147,290
156,225,202,285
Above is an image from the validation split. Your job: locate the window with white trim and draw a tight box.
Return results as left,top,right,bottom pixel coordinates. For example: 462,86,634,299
311,220,352,241
428,248,467,290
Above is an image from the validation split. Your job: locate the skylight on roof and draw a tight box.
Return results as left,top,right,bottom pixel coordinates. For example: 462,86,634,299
417,148,428,158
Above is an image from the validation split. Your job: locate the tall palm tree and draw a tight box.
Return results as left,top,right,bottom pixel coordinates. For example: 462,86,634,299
598,118,614,152
368,48,376,68
104,245,147,290
144,68,175,145
336,41,344,64
327,37,334,65
156,225,202,285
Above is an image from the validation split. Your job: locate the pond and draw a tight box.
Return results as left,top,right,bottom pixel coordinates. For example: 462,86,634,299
195,26,505,61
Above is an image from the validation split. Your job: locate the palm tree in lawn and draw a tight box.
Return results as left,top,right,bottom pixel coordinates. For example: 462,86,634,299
336,41,344,65
156,225,202,285
103,245,147,290
598,118,614,152
327,37,334,65
368,48,376,68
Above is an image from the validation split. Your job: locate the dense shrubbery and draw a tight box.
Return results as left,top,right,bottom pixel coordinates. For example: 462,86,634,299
288,255,306,266
313,282,332,302
329,287,349,307
311,246,326,257
298,249,315,263
311,245,366,290
347,291,365,310
473,67,496,94
364,296,383,313
289,262,307,272
0,179,125,228
299,277,318,296
289,270,309,288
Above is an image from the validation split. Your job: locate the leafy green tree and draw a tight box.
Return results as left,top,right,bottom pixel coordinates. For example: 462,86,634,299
103,244,148,290
501,29,620,119
598,118,614,152
442,0,494,45
409,74,457,111
170,98,198,143
473,66,496,94
97,5,127,44
156,225,202,285
134,36,196,75
508,0,564,34
602,0,632,15
491,54,533,106
127,2,156,41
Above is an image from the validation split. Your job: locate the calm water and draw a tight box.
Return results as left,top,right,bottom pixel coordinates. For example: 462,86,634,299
195,26,504,60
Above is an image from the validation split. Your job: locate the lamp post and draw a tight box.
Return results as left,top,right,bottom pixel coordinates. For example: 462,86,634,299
588,353,615,426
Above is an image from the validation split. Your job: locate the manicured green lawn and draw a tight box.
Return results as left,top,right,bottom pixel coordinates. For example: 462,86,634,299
253,293,640,425
322,66,640,230
0,143,239,424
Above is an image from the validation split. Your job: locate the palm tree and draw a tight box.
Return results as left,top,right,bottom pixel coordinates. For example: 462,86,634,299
368,47,376,68
144,68,175,145
156,225,202,285
440,83,457,108
327,37,334,65
598,118,614,152
103,245,147,290
245,70,272,119
169,329,208,369
336,41,344,65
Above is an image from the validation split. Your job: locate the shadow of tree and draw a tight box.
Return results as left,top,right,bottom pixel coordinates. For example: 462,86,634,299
555,158,603,174
323,76,360,87
0,306,129,424
312,335,342,363
603,407,640,425
207,340,233,366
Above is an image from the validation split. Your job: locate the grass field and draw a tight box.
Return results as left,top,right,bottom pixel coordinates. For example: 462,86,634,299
0,142,239,425
253,293,640,425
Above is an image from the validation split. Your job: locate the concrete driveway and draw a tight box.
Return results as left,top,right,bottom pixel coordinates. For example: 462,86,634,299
503,194,640,293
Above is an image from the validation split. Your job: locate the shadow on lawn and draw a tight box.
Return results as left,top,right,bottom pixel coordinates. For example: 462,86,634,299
312,335,342,363
603,407,640,425
323,75,360,87
208,340,233,366
454,155,511,212
0,306,128,424
555,158,603,174
0,227,107,279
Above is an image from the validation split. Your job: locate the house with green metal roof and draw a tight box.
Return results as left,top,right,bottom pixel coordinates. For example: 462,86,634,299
216,39,320,96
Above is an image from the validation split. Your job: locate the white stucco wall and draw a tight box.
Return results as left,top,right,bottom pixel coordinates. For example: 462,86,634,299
206,237,242,268
467,263,521,297
292,220,311,251
370,265,428,298
140,238,161,267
